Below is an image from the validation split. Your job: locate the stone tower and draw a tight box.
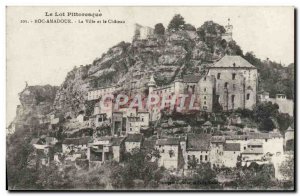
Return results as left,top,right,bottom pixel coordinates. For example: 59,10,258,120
148,74,156,95
222,18,233,42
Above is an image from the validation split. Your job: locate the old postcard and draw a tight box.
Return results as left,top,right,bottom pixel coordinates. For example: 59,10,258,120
6,6,295,191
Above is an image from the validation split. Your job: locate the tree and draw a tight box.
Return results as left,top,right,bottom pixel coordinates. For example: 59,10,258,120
191,163,217,185
154,23,165,35
253,102,279,132
184,23,196,31
279,156,294,182
168,14,185,31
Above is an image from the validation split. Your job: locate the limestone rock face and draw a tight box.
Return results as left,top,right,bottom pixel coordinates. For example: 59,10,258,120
15,21,243,128
15,85,58,125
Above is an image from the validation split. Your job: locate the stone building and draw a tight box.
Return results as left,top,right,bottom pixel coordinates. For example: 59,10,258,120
222,143,241,167
206,55,258,111
125,133,144,152
185,134,211,169
87,136,125,165
156,138,184,170
87,85,117,101
133,23,154,40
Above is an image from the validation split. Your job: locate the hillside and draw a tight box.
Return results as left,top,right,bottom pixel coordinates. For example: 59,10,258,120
13,16,294,126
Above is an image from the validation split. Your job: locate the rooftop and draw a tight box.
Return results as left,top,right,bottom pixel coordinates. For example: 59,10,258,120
183,74,202,83
156,138,180,146
224,143,240,151
125,134,143,142
209,55,256,69
187,134,211,151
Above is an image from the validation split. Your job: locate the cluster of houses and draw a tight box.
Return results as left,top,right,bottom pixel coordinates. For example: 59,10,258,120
30,124,294,181
26,52,294,180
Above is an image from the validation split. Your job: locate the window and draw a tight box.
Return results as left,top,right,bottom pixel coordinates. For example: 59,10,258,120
265,139,268,142
141,118,144,122
204,88,207,92
204,101,206,105
169,150,174,157
205,155,208,161
247,93,250,100
204,77,206,81
217,73,221,79
244,147,246,150
200,155,203,161
224,82,228,88
232,73,236,80
204,96,206,100
188,155,191,160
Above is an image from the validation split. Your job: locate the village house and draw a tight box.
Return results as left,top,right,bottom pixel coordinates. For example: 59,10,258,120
185,134,211,169
126,117,141,134
87,136,125,166
241,142,265,166
156,137,184,170
222,143,241,167
62,136,92,154
124,133,144,153
30,136,59,166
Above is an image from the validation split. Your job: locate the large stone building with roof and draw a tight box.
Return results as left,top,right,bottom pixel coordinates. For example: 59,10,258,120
146,55,257,116
206,55,258,111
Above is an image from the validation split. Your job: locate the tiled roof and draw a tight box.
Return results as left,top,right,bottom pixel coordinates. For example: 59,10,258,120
143,139,156,149
224,143,240,151
209,55,256,69
187,134,211,151
183,74,202,83
125,134,143,142
225,132,282,140
156,138,180,146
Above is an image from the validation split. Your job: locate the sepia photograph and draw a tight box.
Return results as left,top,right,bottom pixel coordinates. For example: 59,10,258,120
6,6,295,191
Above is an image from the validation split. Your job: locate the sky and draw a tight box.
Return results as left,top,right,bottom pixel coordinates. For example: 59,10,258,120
6,6,294,124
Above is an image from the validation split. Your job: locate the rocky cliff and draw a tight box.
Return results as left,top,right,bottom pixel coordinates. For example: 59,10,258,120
50,21,242,117
15,85,58,125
